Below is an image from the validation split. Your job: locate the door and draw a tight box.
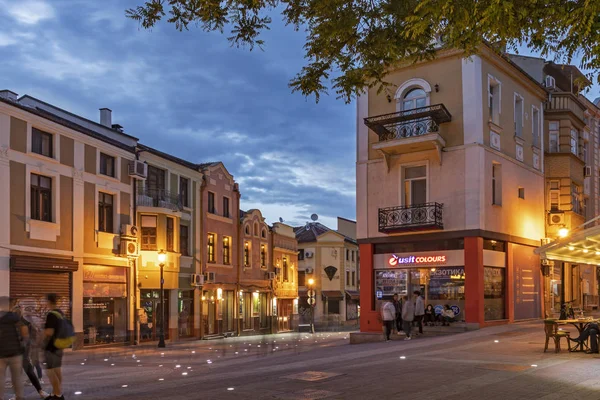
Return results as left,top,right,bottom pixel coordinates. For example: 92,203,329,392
146,165,166,200
140,290,169,341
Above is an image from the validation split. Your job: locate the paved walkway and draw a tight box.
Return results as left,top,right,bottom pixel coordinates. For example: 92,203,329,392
8,322,600,399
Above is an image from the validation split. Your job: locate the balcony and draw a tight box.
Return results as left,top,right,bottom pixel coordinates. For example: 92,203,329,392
137,188,183,211
545,92,586,125
379,202,443,233
365,104,451,166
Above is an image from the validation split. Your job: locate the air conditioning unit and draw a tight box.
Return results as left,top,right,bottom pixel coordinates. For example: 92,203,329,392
190,274,204,286
204,272,216,283
545,75,556,90
304,251,314,258
120,239,138,257
548,212,565,225
266,272,276,280
128,160,148,180
584,166,592,177
120,224,138,238
305,267,313,274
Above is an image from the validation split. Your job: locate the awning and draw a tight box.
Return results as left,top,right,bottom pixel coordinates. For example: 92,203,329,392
345,291,360,300
10,256,79,272
535,224,600,265
321,290,344,300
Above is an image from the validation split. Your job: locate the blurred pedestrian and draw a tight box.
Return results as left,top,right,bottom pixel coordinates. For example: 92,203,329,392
391,294,403,335
0,298,26,400
402,295,415,341
413,291,425,335
44,294,65,400
381,300,396,341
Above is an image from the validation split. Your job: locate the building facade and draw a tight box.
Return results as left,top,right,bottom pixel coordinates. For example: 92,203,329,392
357,45,548,331
271,222,299,332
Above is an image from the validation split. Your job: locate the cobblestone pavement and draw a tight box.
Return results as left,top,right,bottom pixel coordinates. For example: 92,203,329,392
7,322,600,399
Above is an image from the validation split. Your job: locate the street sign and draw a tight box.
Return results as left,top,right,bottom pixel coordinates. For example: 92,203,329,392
307,297,316,306
307,289,315,297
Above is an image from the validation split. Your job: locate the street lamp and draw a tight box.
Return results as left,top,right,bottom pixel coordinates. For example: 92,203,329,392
157,250,166,348
307,278,315,334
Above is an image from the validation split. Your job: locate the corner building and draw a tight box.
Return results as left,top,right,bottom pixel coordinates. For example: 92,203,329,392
357,45,547,330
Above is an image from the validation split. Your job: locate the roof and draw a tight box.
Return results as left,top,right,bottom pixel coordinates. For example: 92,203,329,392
137,143,199,171
197,162,221,169
337,216,356,224
0,96,136,153
294,222,357,245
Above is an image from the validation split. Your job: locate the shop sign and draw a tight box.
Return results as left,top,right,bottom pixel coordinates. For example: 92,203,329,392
388,254,447,267
83,266,127,283
430,268,465,280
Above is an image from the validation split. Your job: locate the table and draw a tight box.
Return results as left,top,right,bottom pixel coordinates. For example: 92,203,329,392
557,319,598,352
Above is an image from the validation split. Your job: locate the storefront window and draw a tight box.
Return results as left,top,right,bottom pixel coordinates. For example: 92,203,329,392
178,290,194,337
83,266,128,345
484,267,505,320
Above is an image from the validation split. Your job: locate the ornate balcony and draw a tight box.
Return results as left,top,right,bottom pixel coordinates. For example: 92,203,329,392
378,202,444,233
365,104,451,166
137,188,183,211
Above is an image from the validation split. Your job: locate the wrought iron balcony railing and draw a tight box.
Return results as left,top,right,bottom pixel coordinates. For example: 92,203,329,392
137,188,183,211
365,104,452,142
379,202,443,233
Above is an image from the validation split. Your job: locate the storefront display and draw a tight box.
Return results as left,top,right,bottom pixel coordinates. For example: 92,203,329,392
484,267,505,320
140,289,169,341
178,290,194,338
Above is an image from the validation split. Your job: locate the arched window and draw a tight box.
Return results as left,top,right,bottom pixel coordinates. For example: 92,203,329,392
261,229,266,239
245,225,250,235
402,88,427,110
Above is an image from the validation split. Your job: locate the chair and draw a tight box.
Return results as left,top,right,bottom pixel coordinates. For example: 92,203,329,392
544,320,571,353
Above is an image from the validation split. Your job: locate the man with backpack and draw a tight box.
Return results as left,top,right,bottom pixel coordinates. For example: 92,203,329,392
0,298,27,400
44,294,68,400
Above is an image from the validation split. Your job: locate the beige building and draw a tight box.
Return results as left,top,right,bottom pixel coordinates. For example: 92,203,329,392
357,44,548,332
295,219,359,327
271,222,299,332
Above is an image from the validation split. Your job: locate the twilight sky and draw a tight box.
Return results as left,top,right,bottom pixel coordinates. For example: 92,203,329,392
0,0,355,229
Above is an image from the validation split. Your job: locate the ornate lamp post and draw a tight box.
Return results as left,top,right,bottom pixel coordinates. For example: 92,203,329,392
307,278,315,334
157,250,166,348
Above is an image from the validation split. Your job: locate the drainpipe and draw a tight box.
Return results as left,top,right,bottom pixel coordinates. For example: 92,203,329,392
235,183,241,337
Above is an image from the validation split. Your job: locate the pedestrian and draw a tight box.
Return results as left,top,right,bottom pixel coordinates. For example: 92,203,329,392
402,295,415,340
0,298,26,400
43,294,65,400
381,300,396,341
413,291,425,335
570,323,600,354
12,306,49,399
391,294,403,335
424,304,436,326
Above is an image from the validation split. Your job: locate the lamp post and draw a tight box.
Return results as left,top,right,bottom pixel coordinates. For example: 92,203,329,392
307,278,315,334
157,250,166,348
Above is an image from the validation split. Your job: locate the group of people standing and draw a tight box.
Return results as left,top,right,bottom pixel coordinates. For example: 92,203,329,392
381,291,425,341
0,294,66,400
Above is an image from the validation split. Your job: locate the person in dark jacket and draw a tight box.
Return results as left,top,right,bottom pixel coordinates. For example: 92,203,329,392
0,299,27,400
13,306,50,399
424,304,436,326
392,294,403,334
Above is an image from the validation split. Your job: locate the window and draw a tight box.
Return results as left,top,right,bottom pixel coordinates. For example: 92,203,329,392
223,236,231,264
166,217,174,252
346,271,350,286
180,177,189,208
532,107,540,148
147,165,165,193
98,192,114,233
403,165,427,206
244,242,250,267
31,128,53,158
298,271,306,287
222,197,230,218
260,244,266,268
141,215,157,250
492,163,502,206
327,300,340,314
261,229,266,239
549,122,559,153
346,249,349,261
298,249,304,261
245,225,250,235
208,192,215,214
514,94,523,137
572,184,582,215
352,251,355,262
484,267,505,320
402,88,426,110
352,271,356,286
518,187,525,199
180,225,189,256
99,153,115,177
488,77,501,124
207,233,215,263
549,180,560,211
283,257,289,282
583,141,589,165
571,129,578,156
30,173,52,222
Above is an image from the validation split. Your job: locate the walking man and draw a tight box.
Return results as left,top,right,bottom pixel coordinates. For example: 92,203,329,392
402,295,415,340
44,294,65,400
0,298,26,400
413,291,425,336
381,300,396,341
392,294,403,335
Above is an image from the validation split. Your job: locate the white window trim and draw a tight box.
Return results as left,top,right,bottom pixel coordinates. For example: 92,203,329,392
548,180,560,210
531,105,540,148
27,122,61,164
96,148,121,182
25,164,61,241
492,162,502,206
516,143,524,162
178,175,192,211
400,160,430,206
394,78,432,112
487,74,502,116
94,185,120,241
514,93,525,136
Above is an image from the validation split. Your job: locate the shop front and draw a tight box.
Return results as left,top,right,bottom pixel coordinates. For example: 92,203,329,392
274,285,298,332
10,255,77,332
140,289,169,341
202,286,235,336
82,265,128,345
178,290,195,338
239,290,270,333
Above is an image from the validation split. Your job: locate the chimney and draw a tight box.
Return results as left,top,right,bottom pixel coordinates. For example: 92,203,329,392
99,108,112,127
0,90,18,101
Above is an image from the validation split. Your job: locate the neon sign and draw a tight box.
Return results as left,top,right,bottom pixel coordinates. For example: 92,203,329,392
388,254,447,266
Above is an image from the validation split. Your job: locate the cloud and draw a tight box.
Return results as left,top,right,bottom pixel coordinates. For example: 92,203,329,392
1,0,55,25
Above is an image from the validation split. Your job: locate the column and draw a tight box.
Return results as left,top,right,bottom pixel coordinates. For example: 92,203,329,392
72,260,84,349
169,289,179,341
359,243,378,332
464,237,484,328
506,243,515,323
0,112,11,299
72,141,86,347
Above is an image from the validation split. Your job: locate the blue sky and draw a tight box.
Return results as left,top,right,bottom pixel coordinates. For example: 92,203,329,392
0,0,355,229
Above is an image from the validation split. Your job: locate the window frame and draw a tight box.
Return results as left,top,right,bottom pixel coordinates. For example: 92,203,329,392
571,129,579,156
31,128,54,158
207,233,216,263
180,224,189,257
514,93,524,137
244,242,250,267
222,196,230,218
99,153,116,178
208,192,215,214
98,192,114,233
492,163,502,206
488,75,502,125
283,257,289,282
549,180,560,211
140,215,158,251
30,173,52,222
166,217,175,252
222,236,231,265
531,105,540,149
179,177,190,208
298,249,304,261
402,162,429,207
260,244,266,268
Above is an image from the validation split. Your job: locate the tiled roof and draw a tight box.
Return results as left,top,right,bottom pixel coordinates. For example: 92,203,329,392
293,222,357,244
